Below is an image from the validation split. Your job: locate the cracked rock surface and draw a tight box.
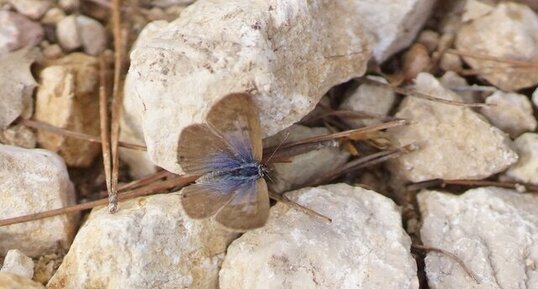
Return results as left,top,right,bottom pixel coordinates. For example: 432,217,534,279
418,187,538,289
219,183,418,289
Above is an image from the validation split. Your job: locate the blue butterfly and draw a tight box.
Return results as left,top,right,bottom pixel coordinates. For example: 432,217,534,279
178,93,269,231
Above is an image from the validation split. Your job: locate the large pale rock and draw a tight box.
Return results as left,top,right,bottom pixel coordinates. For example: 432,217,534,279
353,0,437,62
264,125,349,193
339,76,396,127
0,48,37,129
0,249,34,279
34,53,101,167
0,11,44,54
123,0,371,173
480,91,537,138
0,272,45,289
47,193,237,289
219,184,418,289
0,145,78,257
506,133,538,185
387,73,517,182
418,188,538,289
455,2,538,91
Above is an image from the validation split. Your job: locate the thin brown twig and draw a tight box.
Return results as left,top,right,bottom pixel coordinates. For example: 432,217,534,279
269,191,332,223
0,175,197,227
17,118,146,151
407,179,538,193
109,0,125,213
99,55,113,195
412,244,480,284
445,49,538,68
363,76,488,108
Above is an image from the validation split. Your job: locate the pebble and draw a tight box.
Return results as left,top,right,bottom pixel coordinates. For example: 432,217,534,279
56,15,107,56
8,0,50,20
0,249,34,279
506,133,538,185
0,11,44,54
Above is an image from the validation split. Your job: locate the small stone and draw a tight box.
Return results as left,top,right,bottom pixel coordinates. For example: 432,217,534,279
417,29,439,52
439,52,463,73
480,91,537,138
56,15,106,55
455,2,538,91
439,71,479,104
401,43,431,81
0,11,44,54
418,187,538,288
506,133,538,185
8,0,50,20
0,124,36,148
220,184,419,289
58,0,78,12
124,0,371,173
263,125,349,193
0,272,45,289
41,7,65,25
339,76,396,127
34,53,101,167
387,73,517,182
0,249,34,279
0,48,37,128
0,145,78,257
353,0,437,62
42,44,64,59
47,193,237,289
533,87,538,109
462,0,495,22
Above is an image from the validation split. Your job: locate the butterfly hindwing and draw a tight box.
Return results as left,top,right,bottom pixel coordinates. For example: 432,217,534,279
215,178,269,231
206,93,263,162
181,182,233,219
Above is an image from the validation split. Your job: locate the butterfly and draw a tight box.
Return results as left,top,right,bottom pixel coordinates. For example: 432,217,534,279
177,92,270,231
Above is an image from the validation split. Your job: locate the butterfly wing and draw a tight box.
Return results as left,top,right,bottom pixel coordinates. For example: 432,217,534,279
215,178,269,231
178,124,240,175
206,93,263,162
181,182,233,219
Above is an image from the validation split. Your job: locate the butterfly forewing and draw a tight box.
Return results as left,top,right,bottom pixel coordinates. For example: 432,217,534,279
178,124,239,175
181,183,233,219
206,93,263,162
215,178,269,231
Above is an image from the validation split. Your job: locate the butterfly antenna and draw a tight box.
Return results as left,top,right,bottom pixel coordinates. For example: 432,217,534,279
263,132,290,165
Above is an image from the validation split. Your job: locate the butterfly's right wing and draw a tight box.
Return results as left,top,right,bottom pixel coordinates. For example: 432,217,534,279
178,124,239,175
181,182,233,219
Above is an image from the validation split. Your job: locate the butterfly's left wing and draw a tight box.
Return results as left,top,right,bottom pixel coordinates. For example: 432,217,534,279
215,178,269,231
181,182,233,219
206,93,263,162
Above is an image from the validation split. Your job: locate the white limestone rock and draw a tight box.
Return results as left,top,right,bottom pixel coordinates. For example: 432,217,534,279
480,91,537,138
122,0,371,173
263,125,349,193
387,73,517,182
455,2,538,91
506,133,538,185
418,188,538,289
339,76,396,127
47,193,238,289
0,272,45,289
352,0,437,62
219,184,418,289
56,15,107,56
0,249,34,279
0,145,78,257
0,11,44,54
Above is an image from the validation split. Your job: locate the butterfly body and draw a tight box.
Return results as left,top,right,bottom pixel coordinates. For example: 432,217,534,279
178,93,270,231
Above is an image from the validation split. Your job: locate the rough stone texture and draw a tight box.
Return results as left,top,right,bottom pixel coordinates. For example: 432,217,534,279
122,0,371,173
47,193,238,289
462,0,494,22
352,0,437,62
533,87,538,109
56,15,107,56
8,0,50,20
0,48,37,129
41,7,65,25
263,125,349,193
418,188,538,289
34,53,101,167
455,2,538,91
387,73,517,182
220,184,418,289
0,11,44,54
0,272,45,289
480,91,537,138
0,249,34,279
339,76,395,127
439,71,480,104
506,133,538,185
0,124,36,148
0,145,78,257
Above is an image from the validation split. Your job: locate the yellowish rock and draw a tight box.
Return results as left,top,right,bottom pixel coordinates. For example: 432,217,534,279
0,272,45,289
